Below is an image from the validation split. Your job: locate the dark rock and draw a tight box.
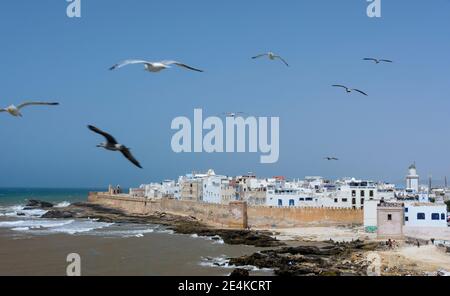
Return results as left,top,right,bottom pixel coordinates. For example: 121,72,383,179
230,269,250,277
25,200,54,209
41,211,74,219
229,240,382,276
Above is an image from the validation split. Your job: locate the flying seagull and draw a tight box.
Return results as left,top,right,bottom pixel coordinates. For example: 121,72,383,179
332,85,368,96
324,157,339,161
363,58,393,64
0,101,59,117
220,112,247,118
252,52,289,67
109,59,204,73
88,125,143,169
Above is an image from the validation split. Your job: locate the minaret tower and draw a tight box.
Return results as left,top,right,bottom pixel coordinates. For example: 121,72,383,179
406,162,419,192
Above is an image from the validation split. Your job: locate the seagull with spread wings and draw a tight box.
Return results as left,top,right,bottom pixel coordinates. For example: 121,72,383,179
88,125,143,169
332,85,368,96
363,58,393,64
0,101,59,117
109,59,204,73
324,157,339,161
252,52,289,67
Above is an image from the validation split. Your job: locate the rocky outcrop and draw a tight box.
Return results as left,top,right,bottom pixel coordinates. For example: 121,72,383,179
23,200,54,210
41,211,74,219
229,240,382,276
230,269,250,277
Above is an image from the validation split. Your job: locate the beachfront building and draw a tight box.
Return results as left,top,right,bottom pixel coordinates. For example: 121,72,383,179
377,202,404,239
264,177,394,209
404,203,448,228
234,174,270,206
266,187,317,207
179,174,204,201
161,180,180,199
202,171,235,204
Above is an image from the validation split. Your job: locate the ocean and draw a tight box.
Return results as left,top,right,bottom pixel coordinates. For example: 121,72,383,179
0,188,271,276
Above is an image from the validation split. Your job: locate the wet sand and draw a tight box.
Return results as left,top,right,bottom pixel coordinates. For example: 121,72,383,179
0,229,272,276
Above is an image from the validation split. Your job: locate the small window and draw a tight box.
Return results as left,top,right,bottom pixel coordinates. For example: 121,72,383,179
352,191,356,197
289,199,295,206
417,213,426,220
342,198,348,202
278,199,283,206
405,216,409,222
405,208,408,213
388,214,392,221
299,198,305,201
334,198,338,203
361,198,365,205
442,214,446,220
431,213,440,221
361,190,365,197
369,190,374,197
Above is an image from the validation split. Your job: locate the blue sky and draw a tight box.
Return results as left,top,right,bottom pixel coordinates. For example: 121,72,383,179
1,0,450,188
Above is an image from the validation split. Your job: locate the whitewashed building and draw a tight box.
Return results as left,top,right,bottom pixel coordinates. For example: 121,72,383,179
404,203,448,228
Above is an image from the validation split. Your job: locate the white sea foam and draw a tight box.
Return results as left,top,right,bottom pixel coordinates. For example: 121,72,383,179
97,227,156,238
49,220,114,235
55,201,71,208
11,227,30,231
0,205,48,218
0,218,113,235
0,219,74,229
199,256,273,273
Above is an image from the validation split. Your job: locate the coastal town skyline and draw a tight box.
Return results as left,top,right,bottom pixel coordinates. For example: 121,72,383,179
1,1,450,189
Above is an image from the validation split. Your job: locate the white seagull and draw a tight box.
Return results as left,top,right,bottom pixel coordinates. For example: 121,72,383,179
0,101,59,117
88,125,143,169
252,52,289,67
109,59,204,73
332,85,368,96
363,58,393,64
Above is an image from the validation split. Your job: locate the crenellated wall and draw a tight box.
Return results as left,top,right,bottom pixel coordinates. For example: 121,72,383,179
88,192,363,229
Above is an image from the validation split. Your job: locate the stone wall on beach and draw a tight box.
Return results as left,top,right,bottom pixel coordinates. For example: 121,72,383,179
88,192,248,229
88,192,363,229
247,206,363,228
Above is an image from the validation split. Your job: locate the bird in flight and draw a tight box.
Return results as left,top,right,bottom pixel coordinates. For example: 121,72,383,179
363,58,393,64
109,59,204,73
332,85,368,96
88,125,143,169
0,101,59,117
220,112,247,118
324,157,339,161
252,52,289,67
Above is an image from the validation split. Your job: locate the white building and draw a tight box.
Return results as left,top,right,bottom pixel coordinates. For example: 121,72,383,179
406,163,419,193
201,170,235,204
364,200,379,231
404,203,448,228
161,180,180,199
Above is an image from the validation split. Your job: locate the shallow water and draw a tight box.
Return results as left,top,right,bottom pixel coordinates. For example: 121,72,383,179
0,189,272,276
